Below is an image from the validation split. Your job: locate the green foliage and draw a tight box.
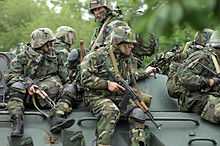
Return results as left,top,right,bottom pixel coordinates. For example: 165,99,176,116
0,0,95,51
0,0,219,58
130,0,220,35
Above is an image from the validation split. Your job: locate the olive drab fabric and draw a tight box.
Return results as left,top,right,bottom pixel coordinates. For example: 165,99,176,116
167,48,220,123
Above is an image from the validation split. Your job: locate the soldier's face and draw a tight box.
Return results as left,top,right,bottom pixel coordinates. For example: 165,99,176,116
42,41,54,54
92,6,108,22
118,43,134,56
66,32,76,45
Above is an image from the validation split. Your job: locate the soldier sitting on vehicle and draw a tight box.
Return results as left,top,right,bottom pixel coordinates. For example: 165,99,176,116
167,30,220,124
6,28,75,137
81,25,157,146
55,25,76,63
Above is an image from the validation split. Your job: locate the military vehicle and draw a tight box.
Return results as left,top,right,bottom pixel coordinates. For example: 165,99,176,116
0,52,219,146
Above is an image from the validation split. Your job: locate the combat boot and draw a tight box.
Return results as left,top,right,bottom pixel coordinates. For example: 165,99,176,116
49,114,75,134
11,114,24,137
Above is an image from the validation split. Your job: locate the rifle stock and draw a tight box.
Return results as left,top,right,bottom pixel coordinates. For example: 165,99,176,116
115,76,161,129
80,40,86,62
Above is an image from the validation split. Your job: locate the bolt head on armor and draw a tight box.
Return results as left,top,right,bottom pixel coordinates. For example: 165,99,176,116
31,28,55,49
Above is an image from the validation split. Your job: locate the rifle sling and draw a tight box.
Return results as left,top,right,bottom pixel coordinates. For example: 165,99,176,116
90,16,112,51
211,54,220,74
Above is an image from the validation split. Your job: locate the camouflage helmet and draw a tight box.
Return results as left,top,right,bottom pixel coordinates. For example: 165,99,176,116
89,0,112,13
109,25,137,45
194,28,214,46
56,26,76,45
31,28,55,49
207,30,220,48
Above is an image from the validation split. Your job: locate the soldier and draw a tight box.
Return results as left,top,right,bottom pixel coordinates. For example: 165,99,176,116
182,28,214,58
149,44,183,75
6,28,75,137
167,30,220,123
81,26,156,146
89,0,128,51
133,33,158,68
55,26,76,62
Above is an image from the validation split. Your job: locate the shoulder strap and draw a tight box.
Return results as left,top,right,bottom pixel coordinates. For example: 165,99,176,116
211,54,220,74
90,16,112,51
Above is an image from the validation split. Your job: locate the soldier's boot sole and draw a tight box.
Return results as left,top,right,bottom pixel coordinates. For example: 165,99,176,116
50,118,75,134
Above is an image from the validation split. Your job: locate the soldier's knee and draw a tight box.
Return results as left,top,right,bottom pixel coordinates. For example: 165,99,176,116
214,103,220,122
7,98,24,114
61,83,77,102
129,107,146,123
102,103,120,122
201,95,220,123
9,82,26,99
55,100,73,116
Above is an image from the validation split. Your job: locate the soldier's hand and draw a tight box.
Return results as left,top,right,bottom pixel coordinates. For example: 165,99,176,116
209,77,220,87
107,81,125,92
145,66,159,77
27,84,39,95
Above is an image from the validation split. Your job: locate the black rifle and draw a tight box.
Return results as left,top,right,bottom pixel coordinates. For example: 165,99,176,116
114,75,162,129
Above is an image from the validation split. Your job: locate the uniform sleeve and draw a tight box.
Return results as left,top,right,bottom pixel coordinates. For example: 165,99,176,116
7,53,33,89
80,53,108,89
178,58,210,91
57,51,69,83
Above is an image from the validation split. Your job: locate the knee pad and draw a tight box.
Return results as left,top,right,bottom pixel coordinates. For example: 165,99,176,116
9,82,26,95
62,83,77,101
201,95,220,123
129,107,147,123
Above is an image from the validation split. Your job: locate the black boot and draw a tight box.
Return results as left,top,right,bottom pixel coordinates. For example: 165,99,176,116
49,115,75,134
11,114,24,137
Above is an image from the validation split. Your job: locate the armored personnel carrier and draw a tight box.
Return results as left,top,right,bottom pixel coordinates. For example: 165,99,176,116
0,52,219,146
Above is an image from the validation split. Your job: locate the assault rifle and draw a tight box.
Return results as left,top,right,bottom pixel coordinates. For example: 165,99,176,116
114,75,162,129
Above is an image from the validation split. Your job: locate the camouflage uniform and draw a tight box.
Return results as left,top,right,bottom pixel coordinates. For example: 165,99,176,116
55,26,76,63
182,28,214,58
167,31,220,123
81,26,151,146
89,0,129,52
7,28,75,137
149,45,183,75
167,29,214,97
133,33,157,68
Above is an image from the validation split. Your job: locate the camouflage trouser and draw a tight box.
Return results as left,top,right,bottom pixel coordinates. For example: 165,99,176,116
87,97,150,146
201,95,220,123
53,83,79,116
7,76,63,116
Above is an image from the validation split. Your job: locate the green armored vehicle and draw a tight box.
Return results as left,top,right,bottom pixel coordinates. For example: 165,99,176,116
0,52,219,146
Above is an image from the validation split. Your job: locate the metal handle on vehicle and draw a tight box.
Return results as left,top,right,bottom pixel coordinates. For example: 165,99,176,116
77,117,97,127
148,117,199,126
188,138,217,146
